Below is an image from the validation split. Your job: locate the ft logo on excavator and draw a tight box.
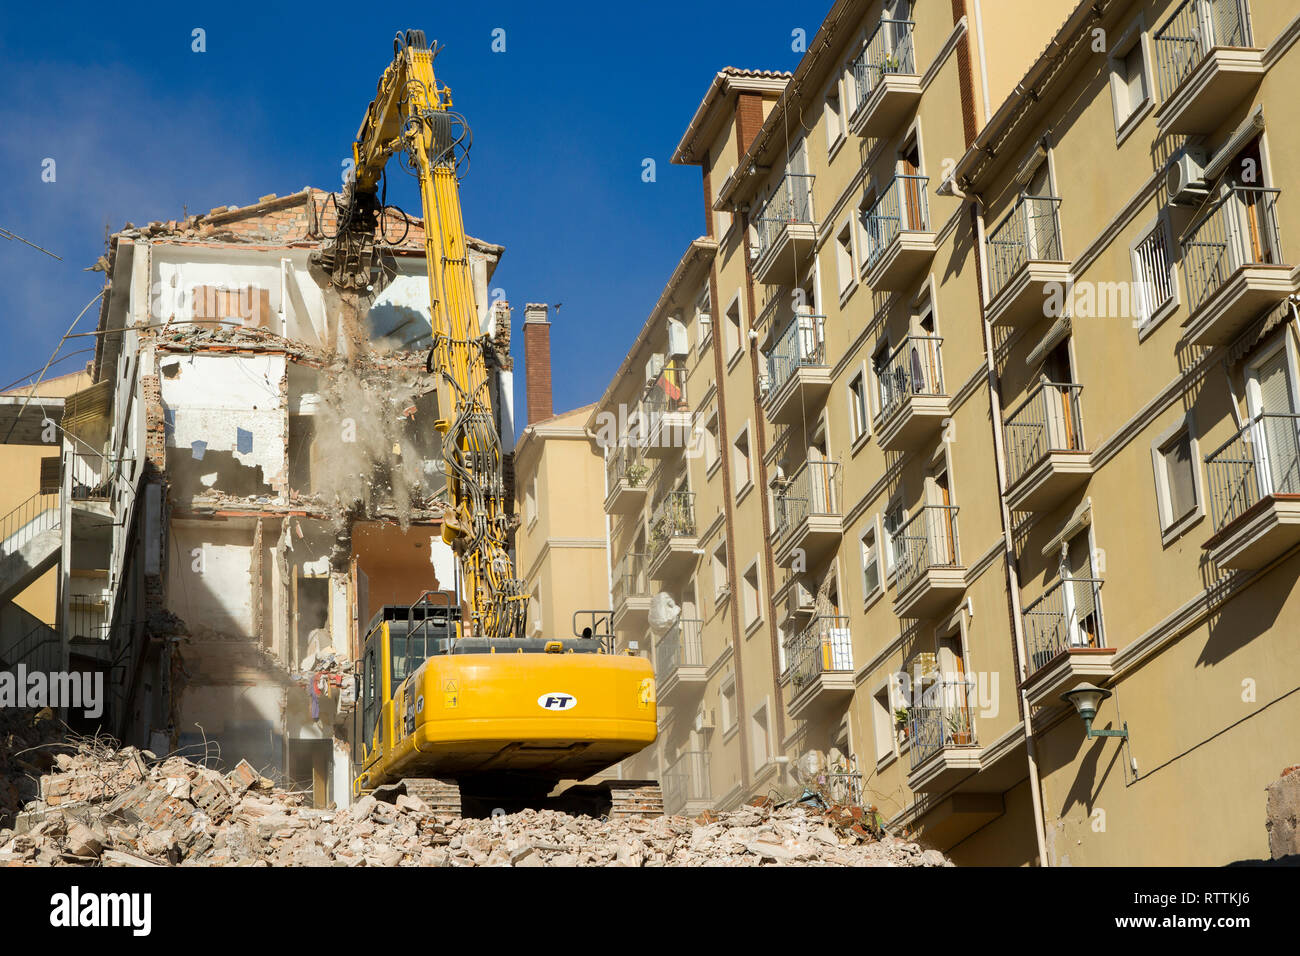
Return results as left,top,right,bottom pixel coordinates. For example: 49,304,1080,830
537,692,577,711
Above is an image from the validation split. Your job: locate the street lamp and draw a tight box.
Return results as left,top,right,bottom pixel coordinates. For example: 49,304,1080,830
1061,682,1128,740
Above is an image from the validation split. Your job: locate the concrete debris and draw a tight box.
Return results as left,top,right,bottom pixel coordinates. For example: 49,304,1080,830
0,715,952,867
1266,765,1300,860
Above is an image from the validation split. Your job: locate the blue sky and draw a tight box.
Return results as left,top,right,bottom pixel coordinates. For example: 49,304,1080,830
0,2,808,422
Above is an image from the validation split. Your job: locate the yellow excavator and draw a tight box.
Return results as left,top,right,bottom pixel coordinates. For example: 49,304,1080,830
317,30,658,817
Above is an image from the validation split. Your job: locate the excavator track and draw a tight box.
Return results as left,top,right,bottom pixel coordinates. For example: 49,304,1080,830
605,780,665,820
386,777,463,819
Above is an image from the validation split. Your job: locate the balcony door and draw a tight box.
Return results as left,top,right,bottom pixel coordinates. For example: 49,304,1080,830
808,427,834,516
899,138,925,231
926,465,956,565
1042,339,1079,452
1023,160,1057,260
937,629,973,746
1060,529,1101,649
1246,342,1300,498
1231,138,1280,267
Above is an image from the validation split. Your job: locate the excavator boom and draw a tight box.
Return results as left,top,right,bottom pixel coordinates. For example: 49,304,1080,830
320,29,524,641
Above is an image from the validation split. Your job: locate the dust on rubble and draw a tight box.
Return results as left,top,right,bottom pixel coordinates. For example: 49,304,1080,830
0,711,952,867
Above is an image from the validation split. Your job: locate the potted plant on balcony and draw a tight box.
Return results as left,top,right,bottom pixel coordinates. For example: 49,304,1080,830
625,461,649,488
894,706,911,739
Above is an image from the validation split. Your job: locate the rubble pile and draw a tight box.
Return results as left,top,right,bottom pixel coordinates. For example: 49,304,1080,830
0,720,950,867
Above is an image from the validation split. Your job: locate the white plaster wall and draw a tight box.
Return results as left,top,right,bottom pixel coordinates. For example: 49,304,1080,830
158,352,286,488
167,524,255,636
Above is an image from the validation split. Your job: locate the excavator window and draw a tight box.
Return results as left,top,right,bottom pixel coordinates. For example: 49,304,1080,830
361,634,380,750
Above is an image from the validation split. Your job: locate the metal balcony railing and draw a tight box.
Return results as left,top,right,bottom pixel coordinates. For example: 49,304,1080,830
765,313,827,398
862,175,931,271
2,622,61,673
0,491,60,555
849,18,918,113
755,172,816,261
606,447,649,494
644,366,690,417
663,750,711,814
1022,576,1106,674
773,460,841,538
612,552,650,609
986,195,1064,299
655,618,704,675
1154,0,1252,100
909,680,978,769
68,595,111,642
1003,382,1086,487
895,505,960,593
1204,412,1300,532
1182,186,1282,313
875,335,945,420
783,615,852,691
650,491,696,554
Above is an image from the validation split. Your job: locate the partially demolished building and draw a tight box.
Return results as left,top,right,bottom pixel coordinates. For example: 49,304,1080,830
63,188,511,805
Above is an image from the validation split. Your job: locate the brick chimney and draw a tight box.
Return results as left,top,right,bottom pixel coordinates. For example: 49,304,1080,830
523,303,553,424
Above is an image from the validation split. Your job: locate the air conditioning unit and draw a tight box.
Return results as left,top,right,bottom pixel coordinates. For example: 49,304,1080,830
645,352,666,384
695,708,716,732
666,318,689,357
790,580,815,614
1167,147,1210,206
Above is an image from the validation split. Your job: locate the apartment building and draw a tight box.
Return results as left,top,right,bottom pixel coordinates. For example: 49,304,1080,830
0,188,510,805
948,0,1300,865
0,371,91,673
574,0,1300,865
513,304,609,643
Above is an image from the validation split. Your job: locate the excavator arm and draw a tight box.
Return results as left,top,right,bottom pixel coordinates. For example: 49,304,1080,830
318,29,525,640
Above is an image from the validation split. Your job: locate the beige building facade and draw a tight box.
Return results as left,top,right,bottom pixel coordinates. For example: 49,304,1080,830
563,0,1300,865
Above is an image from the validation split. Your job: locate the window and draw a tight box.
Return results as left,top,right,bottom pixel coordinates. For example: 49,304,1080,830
702,408,720,471
712,541,729,603
1132,217,1175,329
725,296,742,359
720,674,737,732
1108,25,1150,133
872,684,896,762
742,560,761,628
525,477,538,526
695,284,712,352
1151,415,1202,539
824,84,844,152
871,339,892,416
835,220,855,294
750,701,771,770
848,371,868,441
733,427,752,491
860,525,881,601
883,500,905,574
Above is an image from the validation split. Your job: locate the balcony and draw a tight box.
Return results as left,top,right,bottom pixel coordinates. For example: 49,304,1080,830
1181,187,1294,347
985,195,1070,330
648,491,699,581
873,335,951,452
1203,413,1300,568
752,173,818,286
1153,0,1263,135
762,313,831,425
773,460,842,568
663,750,711,816
612,552,651,628
654,618,707,701
1021,576,1116,709
893,505,965,618
604,448,650,515
907,682,982,793
643,367,692,459
848,18,921,137
1003,383,1092,513
781,615,854,718
862,175,938,291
